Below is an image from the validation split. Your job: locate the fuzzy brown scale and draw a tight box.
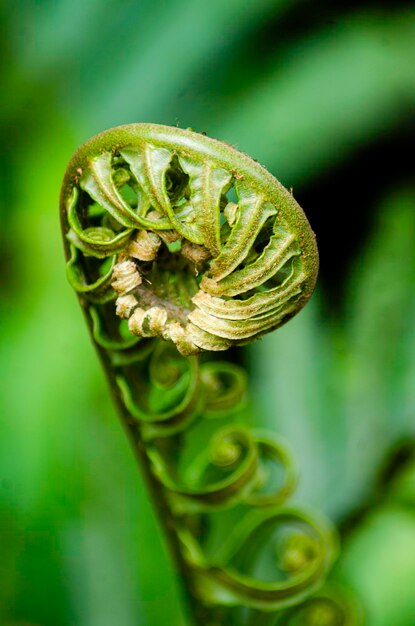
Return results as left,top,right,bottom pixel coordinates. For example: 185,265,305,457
60,123,318,355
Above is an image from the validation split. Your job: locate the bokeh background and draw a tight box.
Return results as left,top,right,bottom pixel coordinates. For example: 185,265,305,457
1,1,415,625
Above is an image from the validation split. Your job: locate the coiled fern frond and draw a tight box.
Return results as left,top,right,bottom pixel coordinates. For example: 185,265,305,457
60,124,347,625
61,124,318,354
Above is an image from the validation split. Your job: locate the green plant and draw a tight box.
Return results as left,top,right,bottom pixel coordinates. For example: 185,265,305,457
59,123,357,625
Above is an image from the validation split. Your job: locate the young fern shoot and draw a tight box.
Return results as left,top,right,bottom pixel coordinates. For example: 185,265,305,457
60,124,346,625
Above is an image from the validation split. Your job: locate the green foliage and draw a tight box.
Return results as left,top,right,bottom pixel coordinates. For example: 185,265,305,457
1,1,414,625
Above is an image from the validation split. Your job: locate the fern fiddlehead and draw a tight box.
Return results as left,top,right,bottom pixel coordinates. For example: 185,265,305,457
60,124,337,625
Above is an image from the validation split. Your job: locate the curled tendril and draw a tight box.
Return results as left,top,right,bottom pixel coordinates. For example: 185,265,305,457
148,425,259,512
201,361,248,416
116,340,202,439
147,425,297,514
178,507,336,612
60,124,347,624
60,124,318,356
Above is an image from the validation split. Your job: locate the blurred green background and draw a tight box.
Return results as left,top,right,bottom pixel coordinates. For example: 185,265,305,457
1,1,415,624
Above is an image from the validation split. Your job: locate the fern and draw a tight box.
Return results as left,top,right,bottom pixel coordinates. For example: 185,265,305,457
60,123,359,625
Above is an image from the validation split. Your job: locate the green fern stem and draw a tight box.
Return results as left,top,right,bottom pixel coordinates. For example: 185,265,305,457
60,124,342,625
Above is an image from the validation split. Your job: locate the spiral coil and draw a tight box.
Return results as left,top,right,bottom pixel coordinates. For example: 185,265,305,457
60,124,343,624
61,123,318,355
